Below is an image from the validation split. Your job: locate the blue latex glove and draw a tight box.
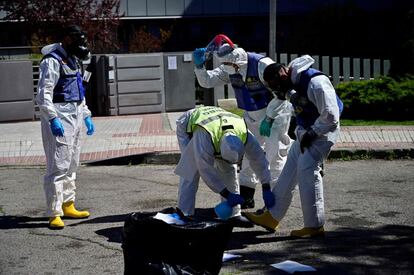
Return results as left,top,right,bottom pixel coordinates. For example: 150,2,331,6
193,48,206,68
227,192,245,207
259,117,273,137
50,117,64,136
214,201,233,220
84,116,95,136
220,188,245,207
262,183,275,209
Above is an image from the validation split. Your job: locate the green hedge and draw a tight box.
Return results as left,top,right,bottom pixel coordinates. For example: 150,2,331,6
336,76,414,120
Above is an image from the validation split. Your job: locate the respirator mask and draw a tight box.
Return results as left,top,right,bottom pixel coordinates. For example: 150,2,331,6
66,27,91,61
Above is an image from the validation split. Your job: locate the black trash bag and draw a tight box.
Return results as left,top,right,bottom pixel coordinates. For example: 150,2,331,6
122,207,233,275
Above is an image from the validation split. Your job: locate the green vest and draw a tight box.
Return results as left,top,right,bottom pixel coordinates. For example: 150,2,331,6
187,106,248,154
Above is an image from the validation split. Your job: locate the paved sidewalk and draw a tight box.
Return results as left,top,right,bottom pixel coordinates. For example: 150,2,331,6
0,112,413,165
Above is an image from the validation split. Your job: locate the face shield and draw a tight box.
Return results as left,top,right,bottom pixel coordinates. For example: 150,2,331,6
205,34,236,61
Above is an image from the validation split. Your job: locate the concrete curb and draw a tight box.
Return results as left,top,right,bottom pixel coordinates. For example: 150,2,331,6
85,148,413,166
85,152,181,166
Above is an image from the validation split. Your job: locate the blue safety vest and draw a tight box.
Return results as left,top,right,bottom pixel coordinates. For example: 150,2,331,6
291,68,343,129
43,50,85,103
229,52,273,111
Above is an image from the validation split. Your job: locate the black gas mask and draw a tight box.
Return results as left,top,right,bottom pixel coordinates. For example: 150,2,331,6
65,26,91,60
266,78,293,100
264,63,293,100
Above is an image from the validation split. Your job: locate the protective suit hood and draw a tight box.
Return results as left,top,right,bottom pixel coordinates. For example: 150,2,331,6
288,55,315,84
216,47,248,67
220,133,245,164
41,43,62,56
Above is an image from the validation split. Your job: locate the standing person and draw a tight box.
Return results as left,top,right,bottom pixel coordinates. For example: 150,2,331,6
36,25,95,229
193,34,292,209
244,55,343,237
175,106,275,228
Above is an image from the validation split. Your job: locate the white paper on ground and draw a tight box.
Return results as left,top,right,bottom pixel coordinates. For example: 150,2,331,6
153,212,186,225
270,260,316,273
222,253,242,262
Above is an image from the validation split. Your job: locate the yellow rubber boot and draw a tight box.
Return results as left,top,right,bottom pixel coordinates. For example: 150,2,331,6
243,210,279,232
290,226,325,238
49,216,64,229
62,201,90,219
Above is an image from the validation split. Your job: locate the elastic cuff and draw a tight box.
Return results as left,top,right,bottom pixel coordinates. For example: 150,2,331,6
265,116,274,123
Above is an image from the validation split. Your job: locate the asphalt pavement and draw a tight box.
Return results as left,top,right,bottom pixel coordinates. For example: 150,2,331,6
0,160,413,274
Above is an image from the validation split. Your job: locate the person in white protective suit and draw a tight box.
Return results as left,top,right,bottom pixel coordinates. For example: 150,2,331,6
175,106,275,228
244,55,343,237
193,34,293,210
36,25,95,229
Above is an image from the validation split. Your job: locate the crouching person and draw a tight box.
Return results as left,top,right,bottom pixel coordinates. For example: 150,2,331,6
175,106,275,228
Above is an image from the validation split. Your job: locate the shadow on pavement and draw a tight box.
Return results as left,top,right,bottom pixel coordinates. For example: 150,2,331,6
226,224,414,274
68,213,129,226
95,226,123,243
0,215,49,229
227,231,296,250
7,213,410,274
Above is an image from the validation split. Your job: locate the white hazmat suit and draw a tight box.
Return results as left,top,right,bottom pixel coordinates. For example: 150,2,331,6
174,108,271,217
36,43,92,217
268,55,341,228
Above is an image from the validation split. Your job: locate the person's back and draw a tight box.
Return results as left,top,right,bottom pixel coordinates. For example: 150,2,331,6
175,106,275,227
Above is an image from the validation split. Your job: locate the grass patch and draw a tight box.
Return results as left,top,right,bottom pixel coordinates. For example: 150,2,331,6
341,120,414,126
227,108,244,117
226,109,413,126
221,106,414,126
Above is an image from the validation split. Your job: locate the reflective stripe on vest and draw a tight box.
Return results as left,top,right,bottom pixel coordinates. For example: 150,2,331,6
229,52,273,111
45,51,85,103
187,106,248,154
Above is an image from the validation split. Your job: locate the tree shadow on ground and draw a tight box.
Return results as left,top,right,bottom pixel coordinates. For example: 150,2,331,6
67,211,414,274
225,224,414,274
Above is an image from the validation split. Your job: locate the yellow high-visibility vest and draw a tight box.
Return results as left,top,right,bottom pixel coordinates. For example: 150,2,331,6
187,106,247,154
